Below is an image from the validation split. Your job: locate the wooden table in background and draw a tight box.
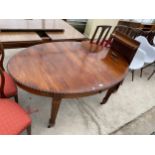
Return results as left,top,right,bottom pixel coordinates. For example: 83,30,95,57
0,19,87,48
7,41,128,127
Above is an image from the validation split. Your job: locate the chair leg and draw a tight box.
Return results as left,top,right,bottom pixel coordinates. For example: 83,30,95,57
14,94,18,103
140,62,155,78
140,68,143,77
27,125,31,135
132,70,134,81
142,62,155,69
148,70,155,80
148,63,155,80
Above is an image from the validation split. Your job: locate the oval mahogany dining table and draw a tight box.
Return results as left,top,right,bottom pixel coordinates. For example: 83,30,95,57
7,41,129,127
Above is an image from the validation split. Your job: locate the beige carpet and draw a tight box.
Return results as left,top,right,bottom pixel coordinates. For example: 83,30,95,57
4,48,155,135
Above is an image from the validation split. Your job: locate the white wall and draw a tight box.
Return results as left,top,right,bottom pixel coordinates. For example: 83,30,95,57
84,19,119,39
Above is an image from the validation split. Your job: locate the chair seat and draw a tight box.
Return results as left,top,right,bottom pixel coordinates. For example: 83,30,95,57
0,99,31,135
144,55,155,64
0,71,17,97
129,58,144,70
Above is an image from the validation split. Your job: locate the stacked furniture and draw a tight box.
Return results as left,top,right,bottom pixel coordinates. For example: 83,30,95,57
111,25,155,80
117,20,155,31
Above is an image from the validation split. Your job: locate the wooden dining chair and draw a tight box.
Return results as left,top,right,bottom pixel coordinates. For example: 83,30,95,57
90,25,112,46
113,25,130,35
101,31,140,104
106,25,131,47
0,43,18,102
110,31,140,64
0,68,31,135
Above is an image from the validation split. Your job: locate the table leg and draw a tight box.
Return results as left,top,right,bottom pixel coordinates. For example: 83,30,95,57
48,96,62,128
100,81,123,104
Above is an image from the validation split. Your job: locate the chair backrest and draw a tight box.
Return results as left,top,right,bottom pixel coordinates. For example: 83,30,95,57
135,36,152,50
108,25,131,45
90,25,112,45
113,25,130,35
0,67,5,98
0,43,5,97
0,43,5,71
129,48,145,69
132,48,145,62
135,35,155,59
110,31,140,65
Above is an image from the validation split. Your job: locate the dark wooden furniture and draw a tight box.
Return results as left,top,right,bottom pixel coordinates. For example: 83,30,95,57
117,20,141,28
0,19,87,48
0,43,18,102
117,20,155,31
7,32,139,127
0,68,31,135
90,25,111,45
141,24,155,31
112,25,151,40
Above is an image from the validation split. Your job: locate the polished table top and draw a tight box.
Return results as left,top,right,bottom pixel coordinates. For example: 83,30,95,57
7,41,128,98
